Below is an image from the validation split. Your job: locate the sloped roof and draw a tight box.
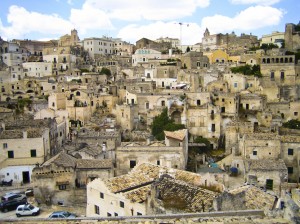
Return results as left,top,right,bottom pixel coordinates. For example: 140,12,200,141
42,151,77,168
229,185,276,210
248,159,287,171
156,176,218,212
164,129,187,141
104,163,206,197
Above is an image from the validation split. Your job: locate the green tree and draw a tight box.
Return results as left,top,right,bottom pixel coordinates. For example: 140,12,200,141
194,136,212,150
99,67,111,76
282,119,300,129
230,65,262,77
151,108,185,140
186,46,191,53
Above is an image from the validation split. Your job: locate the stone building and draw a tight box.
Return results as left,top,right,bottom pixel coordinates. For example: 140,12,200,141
180,51,209,69
136,38,171,52
185,102,221,141
238,133,281,159
280,134,300,183
132,48,162,67
32,151,113,206
239,93,266,111
202,28,259,54
115,129,188,176
260,54,300,86
86,163,219,217
225,121,254,155
261,31,285,48
214,185,276,211
0,127,50,184
245,159,288,195
284,22,300,51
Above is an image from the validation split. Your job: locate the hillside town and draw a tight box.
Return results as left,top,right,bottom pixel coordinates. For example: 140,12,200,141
0,22,300,223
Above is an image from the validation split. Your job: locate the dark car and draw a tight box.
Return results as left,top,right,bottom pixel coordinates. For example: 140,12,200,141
1,193,26,202
48,211,77,219
0,198,27,212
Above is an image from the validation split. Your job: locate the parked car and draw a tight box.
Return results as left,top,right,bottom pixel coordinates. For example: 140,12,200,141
0,179,13,186
25,188,34,197
16,203,40,217
48,211,77,219
1,193,26,202
0,198,27,212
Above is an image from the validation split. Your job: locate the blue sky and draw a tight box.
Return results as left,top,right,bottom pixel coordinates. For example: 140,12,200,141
0,0,299,44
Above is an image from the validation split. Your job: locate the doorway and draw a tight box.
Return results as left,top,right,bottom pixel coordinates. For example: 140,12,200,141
266,179,273,190
22,171,30,184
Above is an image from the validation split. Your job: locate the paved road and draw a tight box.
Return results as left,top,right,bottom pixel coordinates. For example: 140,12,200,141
0,208,50,219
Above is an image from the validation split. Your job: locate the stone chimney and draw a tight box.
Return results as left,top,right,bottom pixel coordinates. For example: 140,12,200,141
23,130,27,139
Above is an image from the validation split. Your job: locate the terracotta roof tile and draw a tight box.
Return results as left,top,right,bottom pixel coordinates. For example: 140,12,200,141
164,129,187,141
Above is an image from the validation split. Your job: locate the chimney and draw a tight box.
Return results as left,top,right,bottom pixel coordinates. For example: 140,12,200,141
23,130,27,139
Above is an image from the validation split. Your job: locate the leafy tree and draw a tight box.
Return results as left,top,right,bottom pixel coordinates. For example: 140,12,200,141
194,136,212,150
99,67,111,76
80,68,89,73
230,64,262,77
282,119,300,130
260,43,278,51
151,108,185,140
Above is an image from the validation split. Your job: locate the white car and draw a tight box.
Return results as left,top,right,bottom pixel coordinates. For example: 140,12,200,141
16,204,40,217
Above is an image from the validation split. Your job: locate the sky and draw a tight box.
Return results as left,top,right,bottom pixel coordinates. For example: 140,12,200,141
0,0,299,45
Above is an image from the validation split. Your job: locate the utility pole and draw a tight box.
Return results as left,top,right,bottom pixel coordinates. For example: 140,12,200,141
174,22,189,53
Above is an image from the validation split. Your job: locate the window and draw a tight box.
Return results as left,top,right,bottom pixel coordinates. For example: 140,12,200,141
211,124,215,132
270,72,275,81
100,192,104,199
280,71,285,80
197,100,201,106
137,212,142,215
234,83,238,88
114,213,118,216
58,184,67,190
130,160,136,168
120,201,124,208
288,167,293,174
146,102,149,109
107,213,111,217
222,98,225,102
288,148,294,156
294,112,298,116
95,205,100,214
30,149,36,157
157,160,160,165
3,143,7,149
161,100,165,107
52,86,55,90
253,151,257,156
8,151,14,158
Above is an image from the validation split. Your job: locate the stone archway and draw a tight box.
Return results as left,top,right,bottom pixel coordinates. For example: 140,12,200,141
171,110,182,124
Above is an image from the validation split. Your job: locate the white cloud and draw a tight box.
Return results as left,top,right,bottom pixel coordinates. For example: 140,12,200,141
69,4,114,34
201,5,284,34
117,21,203,45
0,4,114,39
230,0,281,5
67,0,73,5
0,5,73,39
83,0,210,21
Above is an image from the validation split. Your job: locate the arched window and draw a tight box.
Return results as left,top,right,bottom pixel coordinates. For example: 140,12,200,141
76,91,80,96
